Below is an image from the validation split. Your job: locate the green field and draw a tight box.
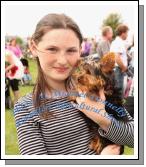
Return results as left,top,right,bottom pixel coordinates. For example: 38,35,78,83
5,58,134,155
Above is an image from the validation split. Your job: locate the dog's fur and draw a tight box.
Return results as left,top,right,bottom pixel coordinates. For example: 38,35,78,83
68,52,128,154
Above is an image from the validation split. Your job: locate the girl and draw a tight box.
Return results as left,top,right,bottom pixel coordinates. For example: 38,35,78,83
14,13,133,155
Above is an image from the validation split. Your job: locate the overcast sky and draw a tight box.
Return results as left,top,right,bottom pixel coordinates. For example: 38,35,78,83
4,1,137,41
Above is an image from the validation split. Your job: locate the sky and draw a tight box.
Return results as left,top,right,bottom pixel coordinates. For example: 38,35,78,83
4,1,137,41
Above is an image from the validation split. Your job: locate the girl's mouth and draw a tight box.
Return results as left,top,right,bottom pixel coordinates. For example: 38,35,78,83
53,67,69,73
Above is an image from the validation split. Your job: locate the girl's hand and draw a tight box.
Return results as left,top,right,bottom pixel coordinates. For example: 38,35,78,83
75,88,111,132
100,144,121,155
76,88,105,110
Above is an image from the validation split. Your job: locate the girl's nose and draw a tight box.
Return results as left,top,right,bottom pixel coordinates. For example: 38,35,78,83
57,51,68,65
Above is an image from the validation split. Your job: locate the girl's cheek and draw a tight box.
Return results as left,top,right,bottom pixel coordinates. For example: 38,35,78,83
68,61,77,69
39,57,54,67
38,60,49,72
68,55,80,67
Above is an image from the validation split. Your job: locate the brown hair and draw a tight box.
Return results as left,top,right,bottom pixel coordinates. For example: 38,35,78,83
116,24,129,36
102,26,112,36
31,13,83,119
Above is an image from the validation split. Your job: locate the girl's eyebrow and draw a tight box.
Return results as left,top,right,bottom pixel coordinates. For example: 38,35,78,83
67,47,78,50
45,45,78,49
45,45,58,48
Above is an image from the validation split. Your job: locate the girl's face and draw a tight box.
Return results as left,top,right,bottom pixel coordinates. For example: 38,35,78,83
33,29,81,82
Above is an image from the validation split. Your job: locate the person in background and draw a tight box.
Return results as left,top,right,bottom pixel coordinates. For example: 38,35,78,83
90,38,97,55
110,24,129,98
6,38,23,59
25,37,34,58
5,49,24,104
124,38,134,118
81,38,91,57
20,58,32,85
5,77,12,109
97,26,113,59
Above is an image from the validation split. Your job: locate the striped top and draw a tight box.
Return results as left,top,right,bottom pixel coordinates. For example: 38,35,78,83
14,93,134,155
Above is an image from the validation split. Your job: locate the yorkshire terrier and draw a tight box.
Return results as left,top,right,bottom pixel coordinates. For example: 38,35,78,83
68,52,128,154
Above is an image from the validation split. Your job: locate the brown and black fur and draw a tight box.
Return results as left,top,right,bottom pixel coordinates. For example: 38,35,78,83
68,52,128,155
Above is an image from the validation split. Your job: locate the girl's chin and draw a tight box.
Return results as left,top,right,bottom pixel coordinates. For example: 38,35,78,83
54,76,68,81
46,73,69,81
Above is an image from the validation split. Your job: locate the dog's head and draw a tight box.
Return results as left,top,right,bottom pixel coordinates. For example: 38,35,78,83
70,59,105,93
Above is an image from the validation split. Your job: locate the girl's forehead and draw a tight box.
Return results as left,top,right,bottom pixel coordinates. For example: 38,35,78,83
38,29,80,47
42,29,78,40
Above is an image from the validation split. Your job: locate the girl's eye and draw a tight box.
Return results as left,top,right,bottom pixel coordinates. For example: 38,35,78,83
67,49,77,53
47,48,58,53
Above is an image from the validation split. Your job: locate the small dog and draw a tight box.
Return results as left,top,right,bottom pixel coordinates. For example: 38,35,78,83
68,52,127,154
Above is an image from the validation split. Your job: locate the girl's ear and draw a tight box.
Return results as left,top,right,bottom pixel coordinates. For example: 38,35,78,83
29,40,38,58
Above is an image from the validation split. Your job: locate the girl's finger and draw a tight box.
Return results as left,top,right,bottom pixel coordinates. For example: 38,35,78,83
76,96,84,104
99,88,106,101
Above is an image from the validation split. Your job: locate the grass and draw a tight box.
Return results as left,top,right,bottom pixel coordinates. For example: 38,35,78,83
5,58,134,155
5,109,19,155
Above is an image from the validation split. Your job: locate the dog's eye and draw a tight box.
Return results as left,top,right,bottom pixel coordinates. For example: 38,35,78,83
78,77,83,82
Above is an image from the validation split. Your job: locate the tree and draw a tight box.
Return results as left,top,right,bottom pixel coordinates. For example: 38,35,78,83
16,36,24,46
102,13,123,39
